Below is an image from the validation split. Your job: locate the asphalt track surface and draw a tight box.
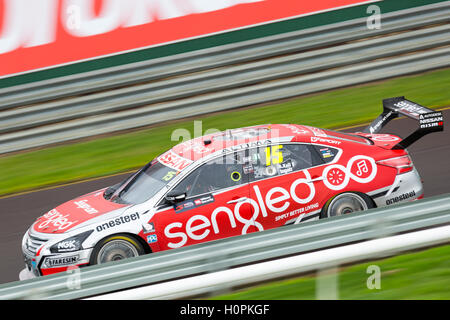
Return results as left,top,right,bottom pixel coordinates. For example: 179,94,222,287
0,109,448,284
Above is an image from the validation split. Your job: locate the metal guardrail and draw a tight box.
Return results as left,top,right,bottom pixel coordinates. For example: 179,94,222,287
2,24,449,135
89,225,450,300
0,2,449,154
0,2,448,110
0,193,449,300
1,46,449,155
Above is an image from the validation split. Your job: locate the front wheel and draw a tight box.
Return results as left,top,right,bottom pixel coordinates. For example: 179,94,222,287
321,192,373,219
90,234,145,265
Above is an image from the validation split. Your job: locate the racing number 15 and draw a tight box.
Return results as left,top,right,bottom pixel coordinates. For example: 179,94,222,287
162,171,177,181
265,145,283,166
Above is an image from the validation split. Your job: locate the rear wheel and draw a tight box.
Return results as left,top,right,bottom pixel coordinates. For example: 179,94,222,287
321,192,373,219
90,234,145,265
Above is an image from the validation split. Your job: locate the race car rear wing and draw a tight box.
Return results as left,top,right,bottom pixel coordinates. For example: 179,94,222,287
363,97,444,149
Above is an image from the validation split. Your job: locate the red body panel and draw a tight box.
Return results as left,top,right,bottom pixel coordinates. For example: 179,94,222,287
139,126,406,251
154,183,257,250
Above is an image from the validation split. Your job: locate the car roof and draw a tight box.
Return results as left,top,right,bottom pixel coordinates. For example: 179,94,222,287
168,124,315,162
156,124,373,171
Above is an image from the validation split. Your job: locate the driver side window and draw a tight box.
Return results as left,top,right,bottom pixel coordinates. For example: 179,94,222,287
247,143,321,181
175,151,247,198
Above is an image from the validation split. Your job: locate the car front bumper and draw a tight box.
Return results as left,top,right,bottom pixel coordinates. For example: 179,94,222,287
21,247,92,279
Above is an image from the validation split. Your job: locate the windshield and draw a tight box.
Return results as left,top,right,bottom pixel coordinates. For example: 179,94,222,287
107,160,179,205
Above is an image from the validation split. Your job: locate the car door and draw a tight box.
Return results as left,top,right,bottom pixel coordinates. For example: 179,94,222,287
247,143,326,230
154,150,257,251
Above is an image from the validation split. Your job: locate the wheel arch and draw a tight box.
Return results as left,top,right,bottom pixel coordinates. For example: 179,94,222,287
89,232,152,265
320,190,375,219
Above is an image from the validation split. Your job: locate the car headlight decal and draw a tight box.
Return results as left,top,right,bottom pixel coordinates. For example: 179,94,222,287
50,230,93,253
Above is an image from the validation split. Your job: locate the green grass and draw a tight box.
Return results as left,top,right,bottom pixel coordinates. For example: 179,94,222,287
1,68,450,196
210,244,450,300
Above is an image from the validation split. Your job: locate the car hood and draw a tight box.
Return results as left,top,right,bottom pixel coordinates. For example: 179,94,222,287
32,189,129,234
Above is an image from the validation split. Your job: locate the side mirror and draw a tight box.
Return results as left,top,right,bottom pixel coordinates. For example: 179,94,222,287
165,190,186,204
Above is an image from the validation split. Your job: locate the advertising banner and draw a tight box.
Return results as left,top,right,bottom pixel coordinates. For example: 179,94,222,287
0,0,376,77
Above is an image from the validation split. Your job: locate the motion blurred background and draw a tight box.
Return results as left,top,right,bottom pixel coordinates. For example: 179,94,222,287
0,0,449,299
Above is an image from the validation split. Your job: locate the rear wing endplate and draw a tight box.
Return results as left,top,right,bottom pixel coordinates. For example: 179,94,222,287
363,97,444,149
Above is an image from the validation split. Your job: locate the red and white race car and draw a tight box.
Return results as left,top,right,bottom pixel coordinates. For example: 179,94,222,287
20,97,444,279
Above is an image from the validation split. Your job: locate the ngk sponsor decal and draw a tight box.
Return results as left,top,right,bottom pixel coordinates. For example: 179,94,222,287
56,239,78,252
0,0,375,77
37,209,78,231
164,156,377,248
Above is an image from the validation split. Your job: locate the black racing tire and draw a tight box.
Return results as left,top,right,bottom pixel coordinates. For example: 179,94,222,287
320,192,374,219
89,234,146,265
